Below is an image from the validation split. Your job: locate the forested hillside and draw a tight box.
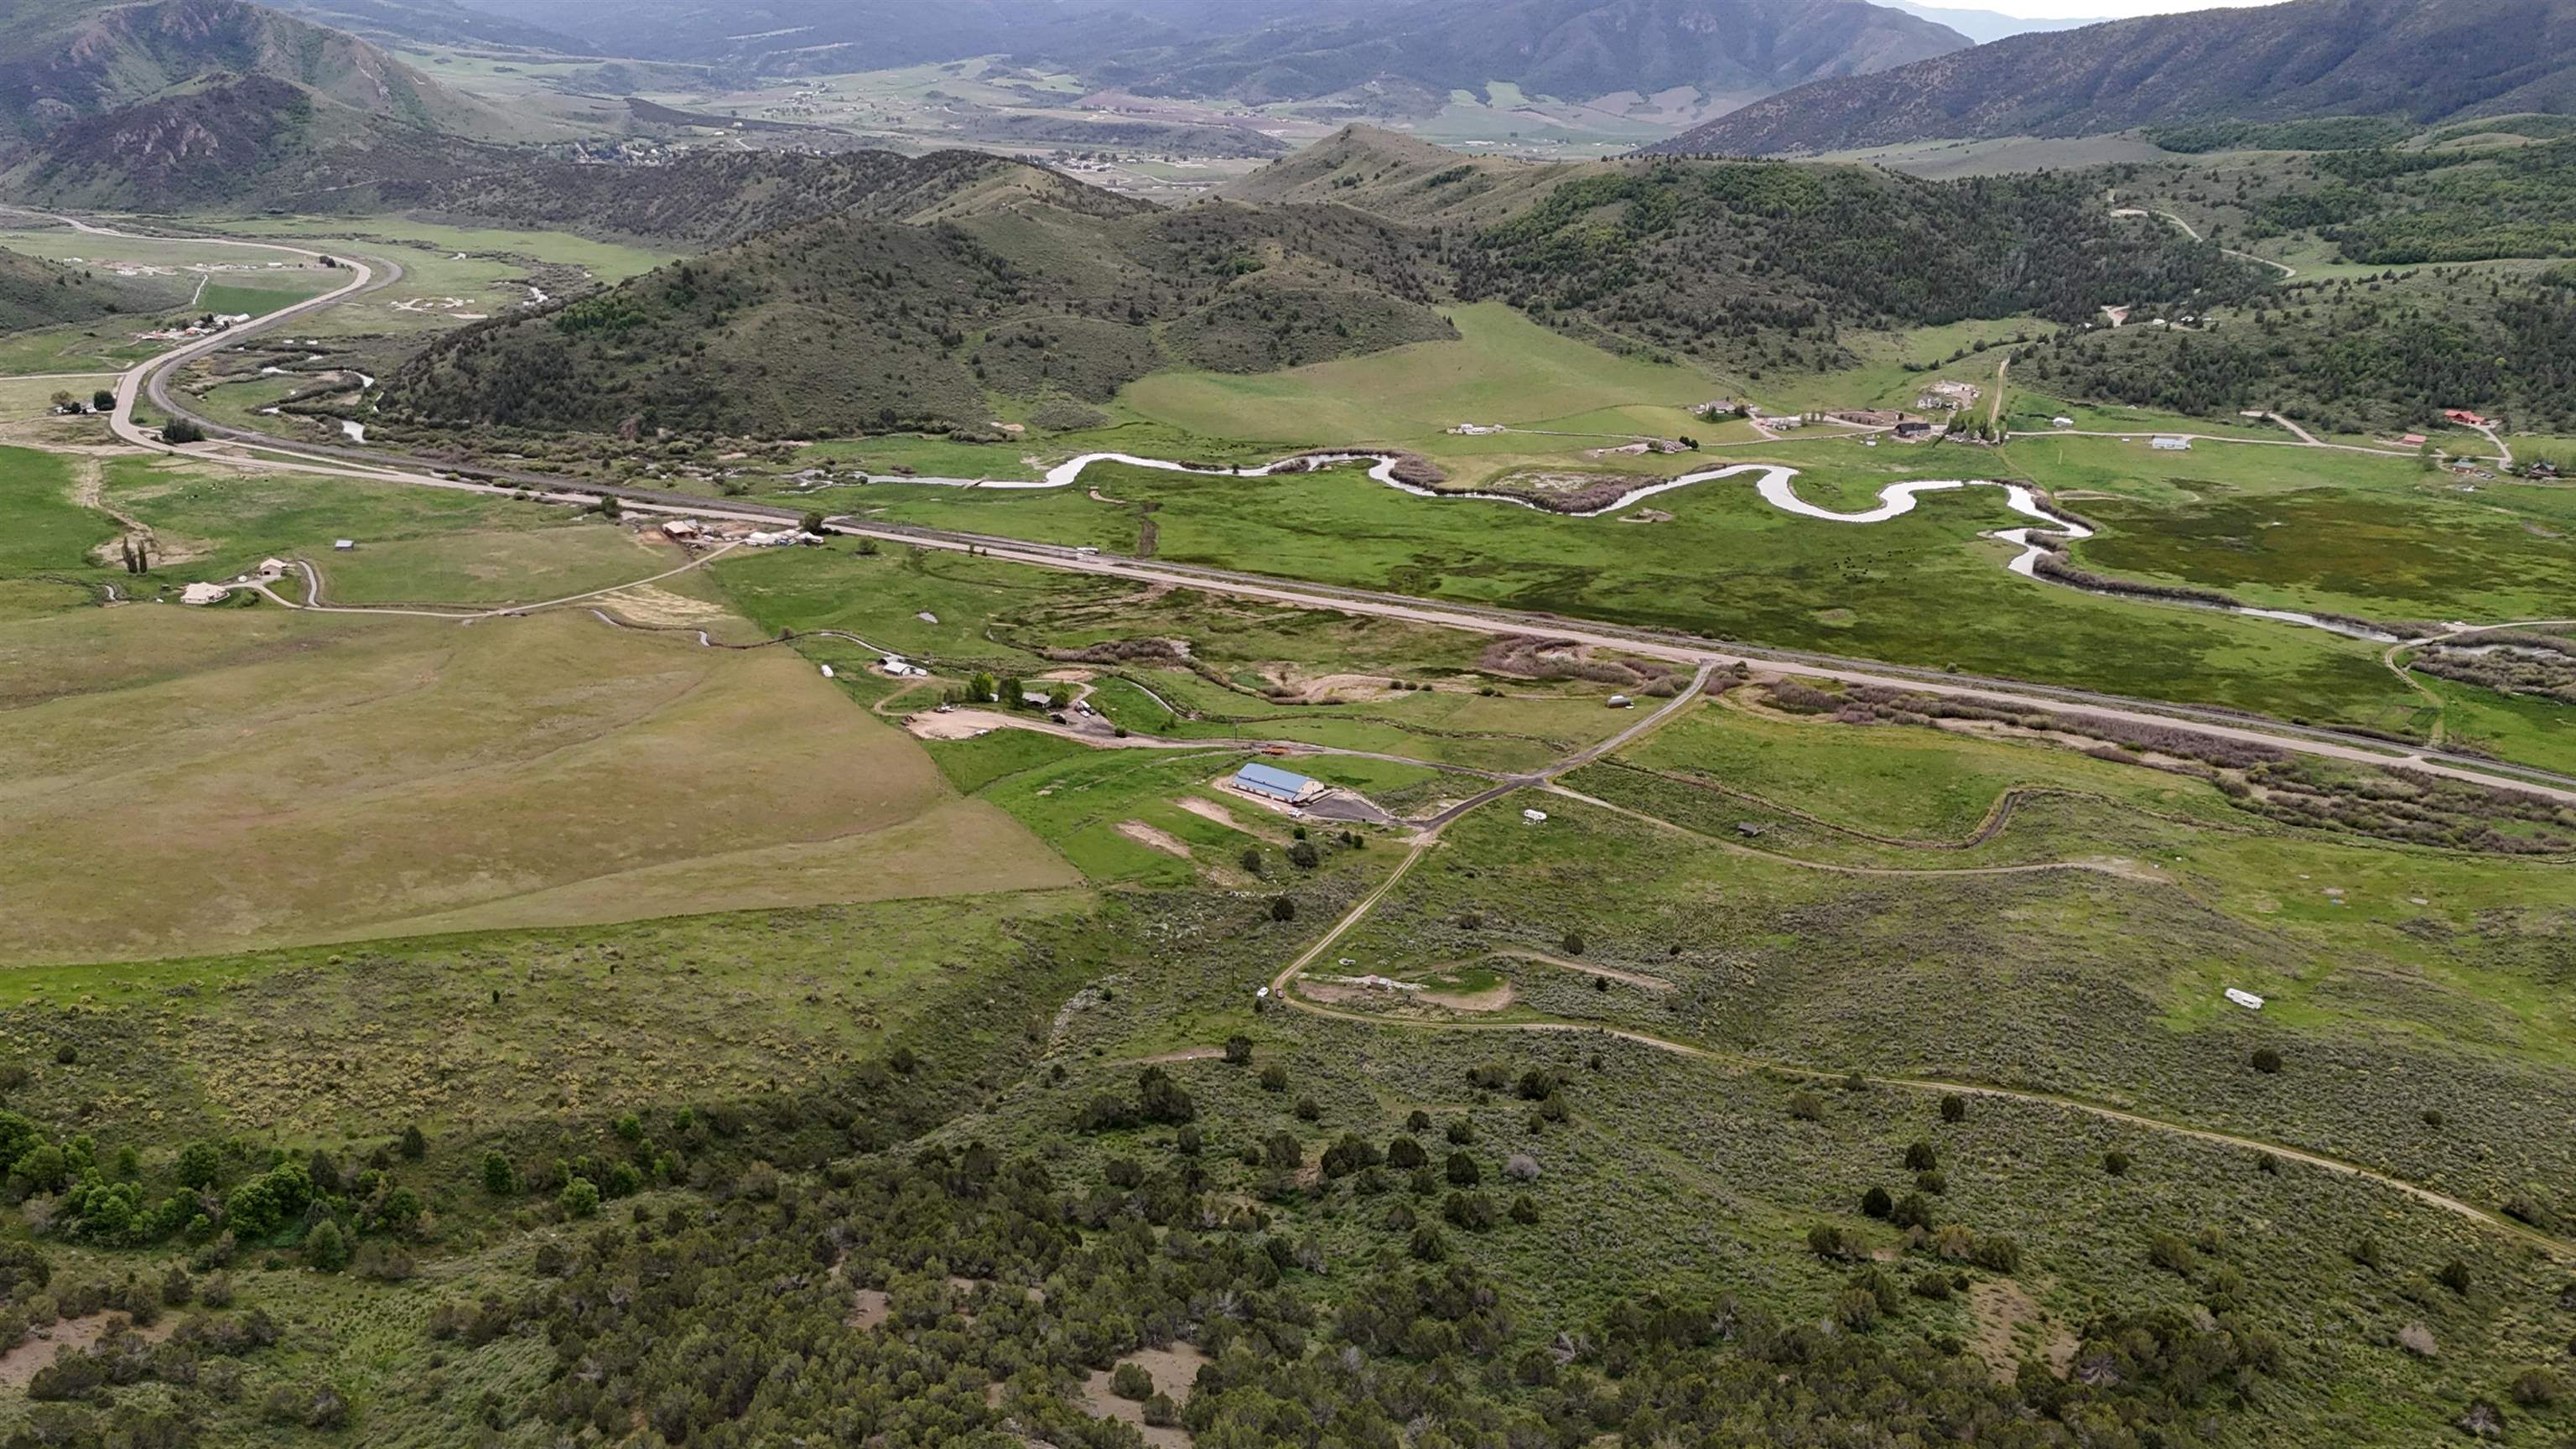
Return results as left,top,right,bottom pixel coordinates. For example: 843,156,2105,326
1450,163,2259,376
381,198,1457,437
1649,0,2576,155
2019,266,2576,434
384,135,2241,441
0,77,512,212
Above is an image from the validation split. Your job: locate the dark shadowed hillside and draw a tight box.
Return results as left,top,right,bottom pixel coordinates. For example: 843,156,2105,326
1648,0,2576,154
0,76,512,211
0,246,153,333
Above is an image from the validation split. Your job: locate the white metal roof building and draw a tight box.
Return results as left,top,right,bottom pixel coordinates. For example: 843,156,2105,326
1232,761,1325,804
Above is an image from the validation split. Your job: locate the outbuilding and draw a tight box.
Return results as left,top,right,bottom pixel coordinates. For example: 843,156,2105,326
1231,761,1325,805
179,582,228,605
2150,436,2192,452
1521,808,1548,824
1607,694,1634,709
2225,988,2265,1011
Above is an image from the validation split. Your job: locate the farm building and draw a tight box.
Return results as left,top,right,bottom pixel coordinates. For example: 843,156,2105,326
2444,408,2489,426
179,583,228,606
332,538,356,550
2225,988,2265,1011
1607,694,1634,709
1893,420,1935,439
1231,761,1325,804
2150,436,2191,452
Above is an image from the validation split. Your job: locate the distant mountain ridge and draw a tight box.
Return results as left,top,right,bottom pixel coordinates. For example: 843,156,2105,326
1086,0,1971,110
0,0,506,143
1647,0,2576,155
442,0,1967,111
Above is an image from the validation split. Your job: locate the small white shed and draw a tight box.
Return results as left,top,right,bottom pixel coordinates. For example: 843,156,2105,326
2225,988,2265,1011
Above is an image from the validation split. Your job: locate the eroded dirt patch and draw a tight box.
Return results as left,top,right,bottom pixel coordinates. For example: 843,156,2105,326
1117,820,1193,857
597,584,732,628
0,1313,179,1391
847,1289,891,1330
1080,1342,1210,1448
1967,1278,2075,1384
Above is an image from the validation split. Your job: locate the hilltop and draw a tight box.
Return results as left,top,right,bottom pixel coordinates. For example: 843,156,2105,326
380,182,1459,437
1649,0,2576,154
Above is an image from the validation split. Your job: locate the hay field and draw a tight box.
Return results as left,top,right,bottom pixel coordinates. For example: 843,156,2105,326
0,605,1077,963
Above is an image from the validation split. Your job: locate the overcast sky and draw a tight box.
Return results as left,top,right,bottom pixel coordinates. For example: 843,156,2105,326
1958,0,2285,15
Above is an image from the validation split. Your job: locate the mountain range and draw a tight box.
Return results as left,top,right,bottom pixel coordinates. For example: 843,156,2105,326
0,0,511,143
1083,0,1971,112
433,0,1971,112
1650,0,2576,154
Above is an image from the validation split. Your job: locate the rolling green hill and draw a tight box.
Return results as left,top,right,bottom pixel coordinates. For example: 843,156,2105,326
380,188,1458,437
382,131,2246,439
0,245,151,333
1652,0,2576,155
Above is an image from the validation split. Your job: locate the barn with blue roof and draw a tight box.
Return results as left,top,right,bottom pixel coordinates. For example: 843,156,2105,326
1230,761,1325,805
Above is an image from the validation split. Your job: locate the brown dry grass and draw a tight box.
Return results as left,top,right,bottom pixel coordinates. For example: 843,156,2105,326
0,605,1076,963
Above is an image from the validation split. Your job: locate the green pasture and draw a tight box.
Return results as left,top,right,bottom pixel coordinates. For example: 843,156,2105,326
850,452,2437,744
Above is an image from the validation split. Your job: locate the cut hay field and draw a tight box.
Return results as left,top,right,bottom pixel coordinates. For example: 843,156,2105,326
0,605,1076,963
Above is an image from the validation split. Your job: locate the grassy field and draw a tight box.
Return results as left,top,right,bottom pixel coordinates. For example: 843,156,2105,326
0,605,1075,962
0,319,169,377
1323,727,2576,1216
210,216,673,285
1119,303,1716,444
848,450,2438,742
2004,434,2576,622
96,453,643,591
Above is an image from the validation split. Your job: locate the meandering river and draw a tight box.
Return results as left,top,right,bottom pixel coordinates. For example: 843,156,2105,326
883,452,2395,641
